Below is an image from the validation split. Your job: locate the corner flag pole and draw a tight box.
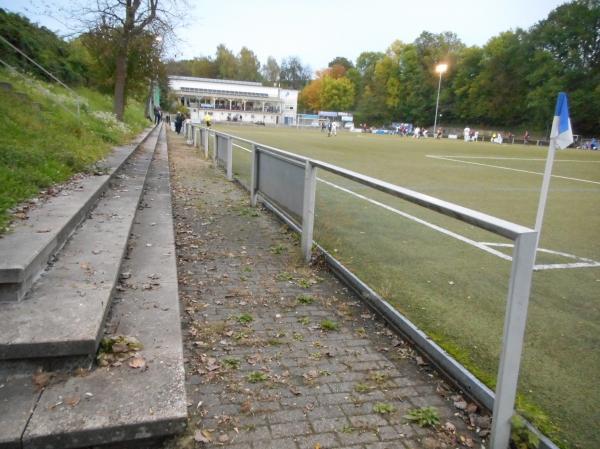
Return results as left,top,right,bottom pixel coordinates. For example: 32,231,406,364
533,92,573,253
534,140,556,251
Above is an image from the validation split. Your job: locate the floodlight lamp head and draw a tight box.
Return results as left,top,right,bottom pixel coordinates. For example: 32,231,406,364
435,63,448,74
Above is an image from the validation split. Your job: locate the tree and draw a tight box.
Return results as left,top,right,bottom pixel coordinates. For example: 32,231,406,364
0,9,88,85
215,44,238,79
238,46,261,81
328,56,354,71
299,77,323,112
320,76,355,111
528,0,600,133
280,56,312,89
80,27,162,99
77,0,179,121
261,56,280,85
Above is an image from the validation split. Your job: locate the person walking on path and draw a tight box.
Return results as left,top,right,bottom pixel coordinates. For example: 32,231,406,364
174,112,183,134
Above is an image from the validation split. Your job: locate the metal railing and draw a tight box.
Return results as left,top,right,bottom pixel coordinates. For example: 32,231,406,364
183,122,552,449
0,35,81,117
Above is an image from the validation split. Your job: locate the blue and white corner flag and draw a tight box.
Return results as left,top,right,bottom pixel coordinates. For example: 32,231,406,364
534,92,574,245
550,92,573,149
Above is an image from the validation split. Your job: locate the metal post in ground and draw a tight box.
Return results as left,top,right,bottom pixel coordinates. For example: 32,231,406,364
301,161,317,262
212,132,217,165
203,129,209,159
489,230,537,449
226,136,233,181
250,144,259,207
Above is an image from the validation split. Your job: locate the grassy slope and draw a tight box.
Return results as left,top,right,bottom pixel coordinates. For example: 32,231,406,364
0,68,149,230
216,125,600,449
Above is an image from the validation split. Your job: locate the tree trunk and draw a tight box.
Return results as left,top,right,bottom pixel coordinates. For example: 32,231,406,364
113,51,128,121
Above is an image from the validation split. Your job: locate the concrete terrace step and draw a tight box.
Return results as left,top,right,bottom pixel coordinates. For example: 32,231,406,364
0,125,156,302
0,126,161,361
20,126,186,448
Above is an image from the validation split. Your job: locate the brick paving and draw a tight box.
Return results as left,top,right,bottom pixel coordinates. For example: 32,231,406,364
163,130,487,449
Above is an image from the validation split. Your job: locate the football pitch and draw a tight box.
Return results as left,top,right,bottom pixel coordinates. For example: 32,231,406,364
213,124,600,449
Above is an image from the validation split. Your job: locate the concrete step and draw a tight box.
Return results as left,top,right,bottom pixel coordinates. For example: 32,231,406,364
0,125,156,302
0,126,161,361
4,125,186,449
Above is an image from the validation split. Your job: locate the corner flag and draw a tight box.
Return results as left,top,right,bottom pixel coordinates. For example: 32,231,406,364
550,92,574,149
534,92,574,251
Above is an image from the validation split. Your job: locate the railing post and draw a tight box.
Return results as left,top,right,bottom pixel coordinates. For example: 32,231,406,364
250,144,259,207
203,128,209,159
301,160,317,262
489,230,537,449
226,136,233,181
212,132,217,165
194,127,199,147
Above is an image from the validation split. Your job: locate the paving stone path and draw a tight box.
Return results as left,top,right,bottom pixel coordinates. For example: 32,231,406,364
163,130,486,449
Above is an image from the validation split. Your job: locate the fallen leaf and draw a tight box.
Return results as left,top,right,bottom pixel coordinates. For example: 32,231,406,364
443,421,456,433
32,371,50,390
194,429,212,443
454,400,468,410
240,399,253,414
289,386,301,396
128,356,146,369
65,395,80,407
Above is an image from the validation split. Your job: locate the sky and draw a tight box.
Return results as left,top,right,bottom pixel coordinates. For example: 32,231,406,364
1,0,568,72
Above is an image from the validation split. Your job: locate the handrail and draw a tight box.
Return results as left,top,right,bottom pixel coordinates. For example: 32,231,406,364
193,124,534,240
0,35,81,116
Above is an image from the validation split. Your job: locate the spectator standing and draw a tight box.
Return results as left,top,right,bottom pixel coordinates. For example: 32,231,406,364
175,112,183,134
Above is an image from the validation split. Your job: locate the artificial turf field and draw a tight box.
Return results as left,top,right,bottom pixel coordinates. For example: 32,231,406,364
211,124,600,449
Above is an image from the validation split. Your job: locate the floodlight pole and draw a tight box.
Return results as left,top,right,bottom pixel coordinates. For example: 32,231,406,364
433,71,443,136
433,63,447,136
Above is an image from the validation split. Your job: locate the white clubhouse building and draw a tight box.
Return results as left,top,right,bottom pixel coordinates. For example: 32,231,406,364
168,76,299,125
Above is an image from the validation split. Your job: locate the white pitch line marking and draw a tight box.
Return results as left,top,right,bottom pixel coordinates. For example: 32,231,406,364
427,155,600,163
480,242,600,270
234,142,598,269
317,179,513,261
426,155,600,185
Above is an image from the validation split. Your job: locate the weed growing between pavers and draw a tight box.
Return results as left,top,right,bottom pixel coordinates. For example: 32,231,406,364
292,332,304,341
354,382,372,393
275,271,294,281
237,313,253,324
222,358,241,370
297,316,310,325
269,243,288,254
404,406,441,427
373,402,396,414
320,319,339,331
296,294,315,304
